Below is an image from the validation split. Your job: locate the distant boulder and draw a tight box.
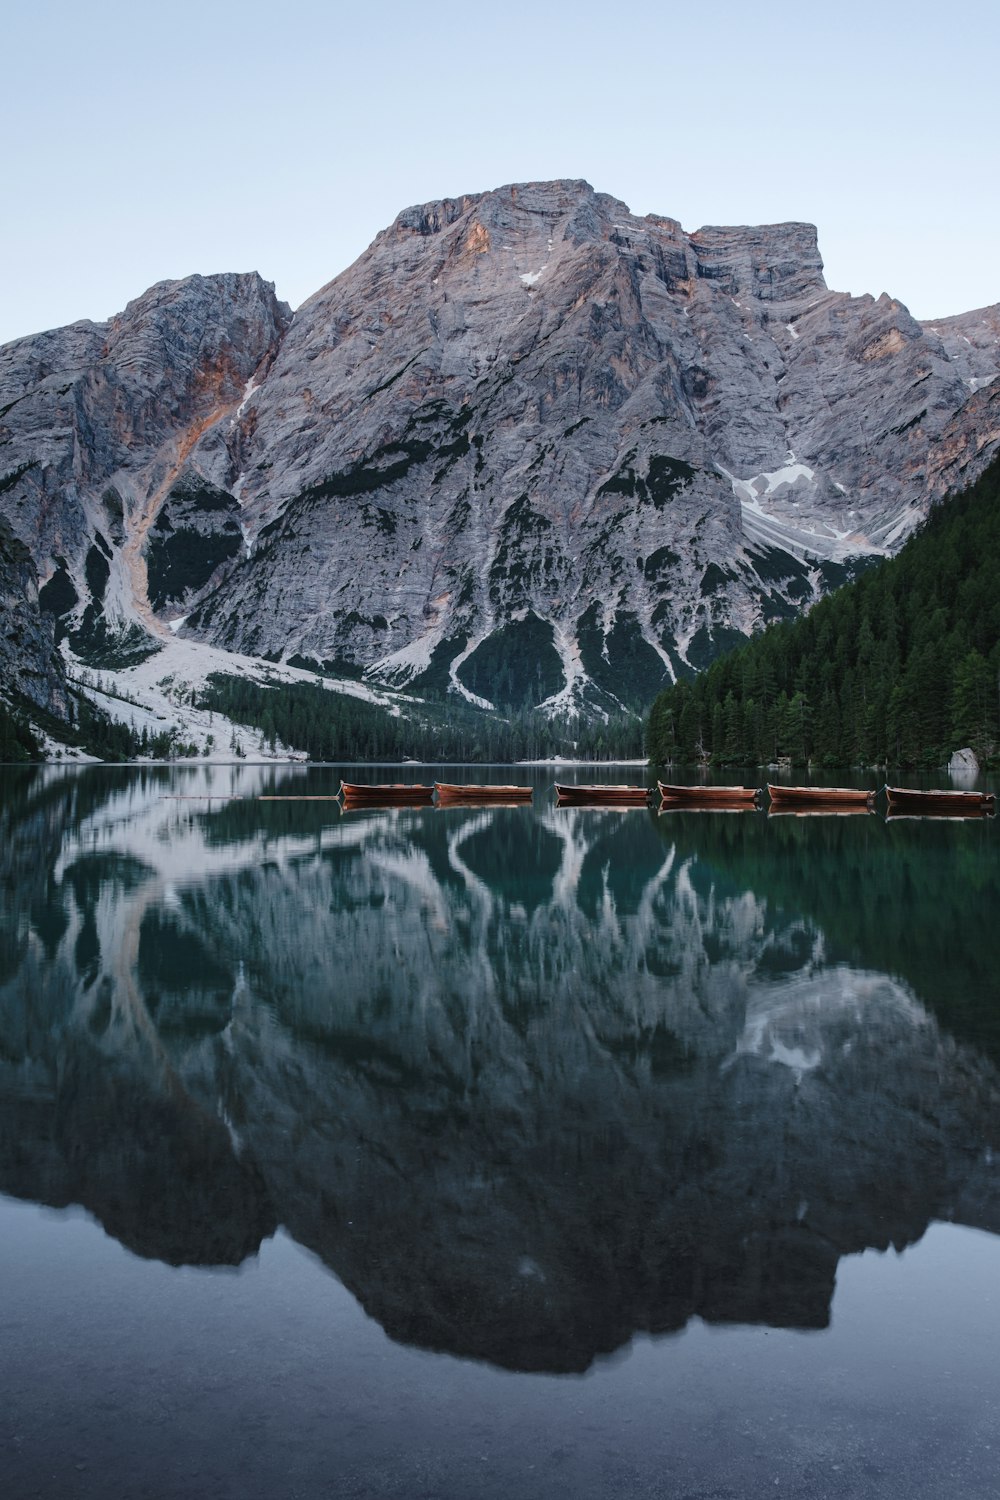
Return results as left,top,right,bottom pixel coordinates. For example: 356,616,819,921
949,747,979,775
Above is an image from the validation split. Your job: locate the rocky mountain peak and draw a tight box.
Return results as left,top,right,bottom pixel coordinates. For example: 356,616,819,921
689,220,826,303
386,191,487,241
98,270,292,417
0,271,290,680
1,182,998,728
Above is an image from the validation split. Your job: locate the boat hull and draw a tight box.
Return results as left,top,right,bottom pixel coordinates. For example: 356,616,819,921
884,786,996,815
555,784,651,805
658,782,760,805
767,784,875,809
434,783,533,802
340,782,434,805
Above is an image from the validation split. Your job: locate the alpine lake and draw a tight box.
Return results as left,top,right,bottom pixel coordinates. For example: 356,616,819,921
1,760,998,1500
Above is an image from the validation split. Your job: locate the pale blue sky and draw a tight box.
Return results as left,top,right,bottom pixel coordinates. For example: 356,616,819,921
3,0,997,346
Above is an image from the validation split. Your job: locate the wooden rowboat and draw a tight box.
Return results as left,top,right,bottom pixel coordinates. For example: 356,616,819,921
767,783,875,809
435,782,533,802
555,783,651,805
340,781,434,805
658,782,761,806
884,786,996,815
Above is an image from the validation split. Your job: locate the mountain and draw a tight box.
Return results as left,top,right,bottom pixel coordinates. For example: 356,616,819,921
646,453,1000,768
1,180,998,734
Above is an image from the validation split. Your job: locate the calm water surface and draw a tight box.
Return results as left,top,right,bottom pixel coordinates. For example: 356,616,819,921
1,763,998,1498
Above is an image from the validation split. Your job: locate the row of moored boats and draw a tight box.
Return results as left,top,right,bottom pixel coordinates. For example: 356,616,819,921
337,781,996,815
660,782,996,815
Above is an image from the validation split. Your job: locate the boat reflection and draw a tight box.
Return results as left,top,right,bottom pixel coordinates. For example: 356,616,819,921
885,808,996,822
660,800,763,815
767,806,875,818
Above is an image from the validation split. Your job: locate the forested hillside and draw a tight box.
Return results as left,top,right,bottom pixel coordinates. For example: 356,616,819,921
0,701,41,763
198,674,642,764
646,456,1000,768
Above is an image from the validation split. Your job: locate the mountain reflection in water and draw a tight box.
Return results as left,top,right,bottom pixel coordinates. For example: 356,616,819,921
1,764,998,1373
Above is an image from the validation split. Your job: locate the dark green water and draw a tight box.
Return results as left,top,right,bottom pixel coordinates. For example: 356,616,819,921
1,763,999,1498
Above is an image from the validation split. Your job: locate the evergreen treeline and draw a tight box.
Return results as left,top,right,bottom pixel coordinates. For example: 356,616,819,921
6,670,645,766
1,689,182,764
646,455,1000,768
0,700,43,762
199,673,643,762
73,696,183,761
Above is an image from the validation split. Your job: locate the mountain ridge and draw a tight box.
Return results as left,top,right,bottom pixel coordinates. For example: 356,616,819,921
2,180,998,744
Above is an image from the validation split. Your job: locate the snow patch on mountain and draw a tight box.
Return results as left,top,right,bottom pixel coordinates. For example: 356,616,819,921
718,461,888,563
59,632,424,762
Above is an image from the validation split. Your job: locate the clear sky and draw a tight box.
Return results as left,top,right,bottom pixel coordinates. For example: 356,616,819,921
2,0,997,347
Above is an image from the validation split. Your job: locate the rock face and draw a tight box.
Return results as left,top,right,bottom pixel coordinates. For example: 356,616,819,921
949,746,979,774
925,304,1000,391
1,181,998,718
0,514,64,714
0,273,290,677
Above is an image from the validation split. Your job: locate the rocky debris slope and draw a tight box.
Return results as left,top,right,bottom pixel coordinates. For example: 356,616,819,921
0,273,289,682
2,182,998,722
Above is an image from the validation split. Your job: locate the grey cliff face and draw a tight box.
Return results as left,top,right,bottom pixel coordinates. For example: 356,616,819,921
922,303,1000,391
0,273,289,673
0,514,64,714
1,181,998,718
